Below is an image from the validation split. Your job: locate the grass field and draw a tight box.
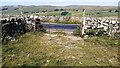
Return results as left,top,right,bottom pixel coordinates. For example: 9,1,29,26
2,10,118,17
30,11,118,17
2,31,119,66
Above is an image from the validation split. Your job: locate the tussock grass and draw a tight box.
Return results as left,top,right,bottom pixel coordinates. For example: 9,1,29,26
84,36,120,46
2,32,119,66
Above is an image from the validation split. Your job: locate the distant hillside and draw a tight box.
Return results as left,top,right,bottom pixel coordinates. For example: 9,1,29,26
0,5,118,15
66,5,117,10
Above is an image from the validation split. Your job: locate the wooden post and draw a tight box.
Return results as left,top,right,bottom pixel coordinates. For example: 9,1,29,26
81,9,86,36
19,6,23,16
21,11,23,16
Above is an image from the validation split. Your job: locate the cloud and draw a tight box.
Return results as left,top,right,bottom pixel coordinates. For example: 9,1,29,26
1,0,119,6
1,0,119,2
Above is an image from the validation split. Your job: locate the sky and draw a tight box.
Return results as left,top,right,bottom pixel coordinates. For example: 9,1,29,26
0,0,120,6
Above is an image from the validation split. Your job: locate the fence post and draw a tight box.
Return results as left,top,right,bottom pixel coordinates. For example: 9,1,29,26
81,9,86,37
